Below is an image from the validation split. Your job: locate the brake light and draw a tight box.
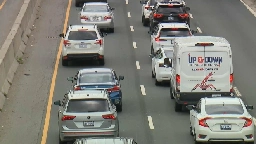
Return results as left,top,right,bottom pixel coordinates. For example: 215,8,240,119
168,4,173,7
104,16,111,20
199,117,211,127
240,117,252,127
155,36,167,42
195,43,214,46
74,86,81,90
62,115,76,121
80,15,88,20
95,39,103,45
179,13,189,19
145,5,150,10
159,63,164,67
176,74,180,84
102,114,116,120
63,40,70,46
107,85,120,92
171,28,179,30
230,74,233,83
153,13,163,18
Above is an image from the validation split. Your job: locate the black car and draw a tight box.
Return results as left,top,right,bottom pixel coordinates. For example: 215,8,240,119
148,2,190,32
75,0,107,7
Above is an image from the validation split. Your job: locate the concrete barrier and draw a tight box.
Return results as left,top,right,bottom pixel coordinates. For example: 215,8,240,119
0,0,42,111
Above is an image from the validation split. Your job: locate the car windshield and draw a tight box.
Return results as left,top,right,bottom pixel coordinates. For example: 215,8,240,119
83,5,108,12
80,72,113,83
160,28,190,37
157,6,183,13
164,50,173,58
68,31,98,40
205,104,244,115
67,99,109,112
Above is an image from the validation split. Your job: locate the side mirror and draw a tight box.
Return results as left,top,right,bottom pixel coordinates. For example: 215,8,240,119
140,0,147,4
112,104,116,110
149,54,154,58
164,58,172,68
67,77,74,83
186,105,195,110
185,7,190,11
111,8,115,10
59,33,64,38
102,32,108,37
191,30,197,34
246,105,253,110
54,100,61,106
119,75,124,80
148,7,153,11
148,31,153,35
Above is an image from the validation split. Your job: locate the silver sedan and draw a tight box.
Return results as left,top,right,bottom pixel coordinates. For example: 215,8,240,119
79,2,115,33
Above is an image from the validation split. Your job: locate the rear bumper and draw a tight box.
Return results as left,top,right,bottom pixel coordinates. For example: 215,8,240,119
152,19,189,26
76,0,107,3
80,20,113,28
63,53,104,61
175,92,232,105
156,72,171,82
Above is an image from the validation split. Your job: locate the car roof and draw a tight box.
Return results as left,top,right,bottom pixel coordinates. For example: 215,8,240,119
68,90,108,100
159,23,189,29
203,97,242,105
68,25,97,31
79,68,112,74
77,137,134,144
174,36,230,46
83,2,108,5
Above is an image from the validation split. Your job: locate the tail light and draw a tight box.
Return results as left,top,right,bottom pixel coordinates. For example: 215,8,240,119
179,13,189,19
63,40,71,46
80,15,88,20
230,74,233,83
159,63,164,67
199,117,211,127
74,86,81,90
176,74,180,84
153,13,163,18
155,36,167,42
145,5,150,10
62,115,76,121
102,114,116,120
107,85,120,92
95,39,103,46
104,16,111,20
241,117,252,127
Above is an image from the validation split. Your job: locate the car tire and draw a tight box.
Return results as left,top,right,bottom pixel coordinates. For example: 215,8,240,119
109,28,114,33
155,79,160,86
151,71,155,78
62,58,68,66
116,102,122,112
59,136,66,144
142,16,148,27
151,45,154,54
170,86,174,99
245,142,254,144
174,101,182,112
189,126,193,136
142,15,144,23
99,59,105,66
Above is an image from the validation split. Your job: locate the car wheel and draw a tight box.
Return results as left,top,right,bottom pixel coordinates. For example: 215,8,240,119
189,126,193,136
155,79,160,86
174,101,182,112
62,58,68,66
170,86,174,99
99,59,105,66
116,102,122,112
59,136,66,144
109,28,114,33
151,45,154,54
151,71,155,78
142,15,144,23
143,17,148,27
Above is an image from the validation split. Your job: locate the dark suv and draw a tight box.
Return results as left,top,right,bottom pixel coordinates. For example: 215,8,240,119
74,137,138,144
148,2,190,32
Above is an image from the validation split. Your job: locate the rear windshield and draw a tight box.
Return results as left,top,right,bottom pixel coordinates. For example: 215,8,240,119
164,50,173,58
205,104,244,115
80,72,113,83
83,5,108,12
160,28,190,37
157,6,183,13
67,99,109,112
68,31,97,40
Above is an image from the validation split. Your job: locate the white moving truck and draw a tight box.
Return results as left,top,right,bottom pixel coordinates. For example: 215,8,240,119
170,36,234,112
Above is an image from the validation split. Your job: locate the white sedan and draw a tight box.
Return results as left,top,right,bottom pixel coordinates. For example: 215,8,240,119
187,97,254,144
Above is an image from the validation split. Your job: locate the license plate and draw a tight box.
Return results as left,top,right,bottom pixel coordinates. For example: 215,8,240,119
212,94,221,97
220,124,231,130
168,16,174,20
84,121,94,126
79,44,87,48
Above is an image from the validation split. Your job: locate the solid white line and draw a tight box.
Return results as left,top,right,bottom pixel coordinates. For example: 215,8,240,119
140,85,146,95
233,87,242,96
130,26,134,31
240,0,256,17
126,0,128,4
128,12,131,17
253,117,256,126
136,61,140,69
147,116,155,129
133,42,137,48
197,27,202,33
189,13,193,19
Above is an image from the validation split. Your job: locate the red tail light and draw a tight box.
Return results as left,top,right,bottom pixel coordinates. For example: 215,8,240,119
168,4,173,7
155,36,167,42
80,15,88,20
102,114,116,120
145,6,150,10
95,39,103,46
230,74,233,83
159,63,164,67
153,13,163,18
171,28,178,30
199,117,211,127
74,86,81,90
104,16,111,20
176,74,180,84
62,115,76,121
179,13,189,19
64,40,71,46
241,117,252,127
107,85,120,92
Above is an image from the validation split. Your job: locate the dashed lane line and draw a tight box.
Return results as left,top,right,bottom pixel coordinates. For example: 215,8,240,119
126,0,128,4
130,26,134,31
133,42,137,48
140,85,146,95
136,61,140,69
128,12,131,17
197,27,202,33
233,87,242,97
147,116,155,129
189,13,193,19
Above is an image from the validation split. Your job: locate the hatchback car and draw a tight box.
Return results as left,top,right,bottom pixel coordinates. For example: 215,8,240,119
73,137,138,144
54,89,119,144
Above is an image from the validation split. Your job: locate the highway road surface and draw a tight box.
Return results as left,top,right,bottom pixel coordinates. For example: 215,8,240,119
1,0,256,144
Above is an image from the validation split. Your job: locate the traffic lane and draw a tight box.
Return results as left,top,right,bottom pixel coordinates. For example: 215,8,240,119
0,0,24,47
186,0,256,115
46,0,152,143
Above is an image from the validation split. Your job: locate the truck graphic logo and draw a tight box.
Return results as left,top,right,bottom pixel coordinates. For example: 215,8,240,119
188,53,223,65
191,72,217,92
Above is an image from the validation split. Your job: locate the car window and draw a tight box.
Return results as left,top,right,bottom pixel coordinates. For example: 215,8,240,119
205,104,244,115
160,28,190,37
68,31,98,40
164,50,173,58
83,5,108,12
67,99,109,112
157,5,183,13
80,72,113,83
196,100,201,113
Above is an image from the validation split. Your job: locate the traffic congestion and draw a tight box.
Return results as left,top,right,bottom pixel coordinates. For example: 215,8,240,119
49,0,255,144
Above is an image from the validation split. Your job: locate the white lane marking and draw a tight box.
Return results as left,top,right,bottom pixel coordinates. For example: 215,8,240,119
197,27,202,33
253,117,256,126
189,13,193,18
147,116,155,129
126,0,128,4
140,85,146,95
133,42,137,48
233,87,242,96
128,12,131,17
136,61,140,69
130,26,134,31
240,0,256,17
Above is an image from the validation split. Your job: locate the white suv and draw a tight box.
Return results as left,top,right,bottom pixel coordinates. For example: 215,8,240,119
59,24,106,66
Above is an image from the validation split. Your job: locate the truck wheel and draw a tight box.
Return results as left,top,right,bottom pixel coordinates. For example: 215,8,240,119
175,102,182,112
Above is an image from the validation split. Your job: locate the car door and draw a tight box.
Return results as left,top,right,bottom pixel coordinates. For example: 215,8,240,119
151,25,159,50
191,100,201,129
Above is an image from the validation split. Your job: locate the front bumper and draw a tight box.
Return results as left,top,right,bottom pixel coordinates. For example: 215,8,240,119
62,53,104,61
80,20,113,28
